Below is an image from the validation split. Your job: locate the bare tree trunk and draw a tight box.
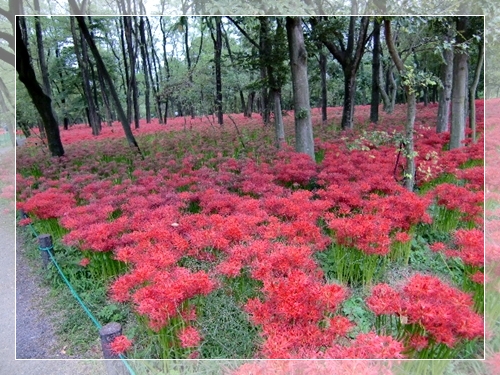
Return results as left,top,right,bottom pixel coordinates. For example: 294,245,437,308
437,39,454,133
70,11,141,153
385,19,416,191
273,89,285,148
450,17,469,150
138,16,151,123
246,91,255,117
469,38,484,143
319,45,328,123
209,16,223,125
124,16,140,129
16,17,64,156
286,16,315,161
70,16,100,136
370,18,381,123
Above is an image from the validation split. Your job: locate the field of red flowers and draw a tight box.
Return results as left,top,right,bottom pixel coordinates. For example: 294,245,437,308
16,102,485,360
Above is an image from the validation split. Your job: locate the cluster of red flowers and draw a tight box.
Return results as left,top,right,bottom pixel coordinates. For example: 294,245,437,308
16,101,485,358
366,274,484,349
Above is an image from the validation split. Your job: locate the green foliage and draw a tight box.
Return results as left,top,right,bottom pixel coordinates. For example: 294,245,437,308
197,289,259,358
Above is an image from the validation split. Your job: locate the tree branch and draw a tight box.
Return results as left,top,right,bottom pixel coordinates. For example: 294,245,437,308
226,16,260,50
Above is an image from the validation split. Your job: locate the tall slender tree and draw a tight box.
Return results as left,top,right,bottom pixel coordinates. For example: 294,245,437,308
68,2,141,153
16,16,64,156
286,16,315,161
384,18,416,192
450,16,469,150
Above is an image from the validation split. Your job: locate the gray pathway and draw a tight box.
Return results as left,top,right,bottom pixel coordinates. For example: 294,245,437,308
0,147,106,374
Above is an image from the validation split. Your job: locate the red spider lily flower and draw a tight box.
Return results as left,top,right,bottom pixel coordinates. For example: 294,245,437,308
366,284,402,316
110,335,132,355
469,271,485,285
18,217,32,226
408,334,429,351
178,326,202,348
79,258,90,267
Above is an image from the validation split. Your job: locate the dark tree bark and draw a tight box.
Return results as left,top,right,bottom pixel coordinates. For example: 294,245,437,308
138,16,151,123
16,17,64,156
124,16,140,129
209,17,223,125
370,18,381,123
181,17,195,119
54,47,70,130
33,0,51,98
70,16,101,136
69,10,141,153
311,16,370,130
286,16,315,161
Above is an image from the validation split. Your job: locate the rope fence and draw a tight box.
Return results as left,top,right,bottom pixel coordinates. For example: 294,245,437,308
19,209,136,375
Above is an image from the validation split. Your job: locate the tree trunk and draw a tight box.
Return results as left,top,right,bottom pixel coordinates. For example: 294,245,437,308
54,47,70,130
182,17,195,119
70,16,101,136
378,60,391,113
450,17,469,150
273,89,285,148
319,46,328,123
212,17,223,125
469,38,484,143
437,36,454,133
33,0,51,98
16,17,64,157
246,91,255,117
70,11,141,153
286,16,315,161
118,17,131,125
384,19,416,191
124,16,140,129
259,18,271,125
138,17,151,123
370,18,381,123
342,69,357,130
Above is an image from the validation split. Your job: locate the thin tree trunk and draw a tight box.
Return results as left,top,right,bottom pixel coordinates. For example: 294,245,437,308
118,17,131,125
342,69,357,130
210,16,223,125
70,11,141,153
54,47,70,130
138,16,151,123
286,16,315,161
370,18,381,123
16,17,64,156
246,91,255,117
124,16,139,129
259,18,271,125
384,19,416,191
469,38,484,143
33,0,51,98
70,16,100,136
437,39,454,133
319,45,328,123
273,89,285,148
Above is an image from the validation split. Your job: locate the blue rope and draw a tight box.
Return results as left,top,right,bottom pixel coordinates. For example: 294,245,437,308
20,213,136,374
40,244,103,330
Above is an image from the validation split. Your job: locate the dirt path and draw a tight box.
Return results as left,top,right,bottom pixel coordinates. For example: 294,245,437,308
0,146,106,374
